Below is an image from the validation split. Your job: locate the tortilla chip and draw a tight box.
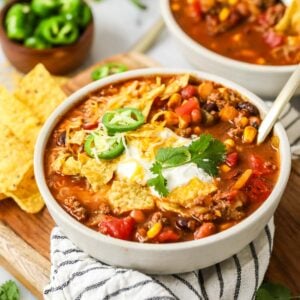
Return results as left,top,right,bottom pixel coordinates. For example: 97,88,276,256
108,180,155,214
81,158,116,192
275,0,300,34
5,167,44,213
105,80,165,118
15,64,66,122
156,199,209,218
167,178,217,208
62,156,81,176
0,193,7,200
66,129,86,145
161,74,189,100
0,124,32,193
156,199,190,217
52,75,68,87
0,86,41,149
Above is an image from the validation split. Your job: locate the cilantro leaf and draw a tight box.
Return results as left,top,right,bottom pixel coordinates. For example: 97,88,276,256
0,280,20,300
147,134,226,195
190,136,226,176
256,282,291,300
130,0,147,9
147,162,168,197
156,146,191,168
188,134,212,154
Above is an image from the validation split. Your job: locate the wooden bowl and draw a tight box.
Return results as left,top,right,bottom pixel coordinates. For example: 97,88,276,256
0,0,94,75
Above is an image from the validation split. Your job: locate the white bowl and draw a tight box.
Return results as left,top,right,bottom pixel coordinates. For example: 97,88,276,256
34,68,291,274
160,0,300,99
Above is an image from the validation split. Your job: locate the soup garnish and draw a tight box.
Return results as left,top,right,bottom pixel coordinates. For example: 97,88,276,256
45,75,279,243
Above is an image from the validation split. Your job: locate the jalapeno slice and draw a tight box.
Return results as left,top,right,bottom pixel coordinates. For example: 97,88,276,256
91,63,128,81
36,16,79,45
84,133,125,160
102,108,145,133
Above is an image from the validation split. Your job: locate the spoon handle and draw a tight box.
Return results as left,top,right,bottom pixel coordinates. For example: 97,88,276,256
257,64,300,144
130,18,165,53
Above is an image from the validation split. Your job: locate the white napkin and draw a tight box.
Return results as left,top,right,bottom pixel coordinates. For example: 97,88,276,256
44,220,274,300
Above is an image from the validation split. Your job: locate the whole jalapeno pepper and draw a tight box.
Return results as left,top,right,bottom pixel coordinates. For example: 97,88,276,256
77,3,92,28
5,3,36,41
59,0,81,20
60,0,92,28
24,36,51,49
31,0,61,17
36,16,79,45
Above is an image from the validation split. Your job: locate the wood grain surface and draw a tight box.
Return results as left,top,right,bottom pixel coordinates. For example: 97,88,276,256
0,53,299,297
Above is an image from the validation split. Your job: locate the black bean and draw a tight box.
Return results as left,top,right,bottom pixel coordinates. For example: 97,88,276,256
201,109,218,126
236,101,259,116
176,217,196,231
176,217,190,231
57,131,66,146
203,101,218,112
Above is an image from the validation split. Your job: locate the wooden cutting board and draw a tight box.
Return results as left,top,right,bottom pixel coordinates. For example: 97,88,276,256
0,52,299,299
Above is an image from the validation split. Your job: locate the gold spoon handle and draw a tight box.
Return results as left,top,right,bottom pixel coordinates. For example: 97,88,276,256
130,17,165,53
257,64,300,144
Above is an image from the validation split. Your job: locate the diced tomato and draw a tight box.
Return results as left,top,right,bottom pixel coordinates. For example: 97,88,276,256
250,155,276,176
98,216,135,240
186,1,202,19
175,97,200,117
158,229,180,243
226,152,239,167
181,85,197,99
226,190,238,202
194,222,216,239
263,31,284,48
244,176,271,203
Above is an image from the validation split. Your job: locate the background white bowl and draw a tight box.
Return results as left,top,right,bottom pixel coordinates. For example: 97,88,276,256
34,68,291,274
160,0,300,99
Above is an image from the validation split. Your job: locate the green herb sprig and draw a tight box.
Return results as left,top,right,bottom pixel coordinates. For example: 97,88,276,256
0,280,20,300
147,134,226,196
255,282,300,300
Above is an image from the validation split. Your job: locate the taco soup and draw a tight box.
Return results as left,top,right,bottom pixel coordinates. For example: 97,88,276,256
170,0,300,65
44,74,280,243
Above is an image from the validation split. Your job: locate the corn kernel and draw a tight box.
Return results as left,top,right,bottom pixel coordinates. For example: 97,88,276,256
232,33,242,42
224,138,235,148
147,222,162,239
233,169,253,190
243,126,257,144
219,7,230,22
287,36,300,46
221,164,231,173
228,0,238,5
198,81,214,100
271,136,280,150
256,57,266,65
215,210,222,217
171,3,180,11
167,93,182,109
239,116,249,128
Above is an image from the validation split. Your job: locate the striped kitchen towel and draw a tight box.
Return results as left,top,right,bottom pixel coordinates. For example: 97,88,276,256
44,221,274,300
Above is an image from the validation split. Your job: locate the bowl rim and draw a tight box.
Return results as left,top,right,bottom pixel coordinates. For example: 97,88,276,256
34,67,291,252
0,0,94,54
160,0,298,73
